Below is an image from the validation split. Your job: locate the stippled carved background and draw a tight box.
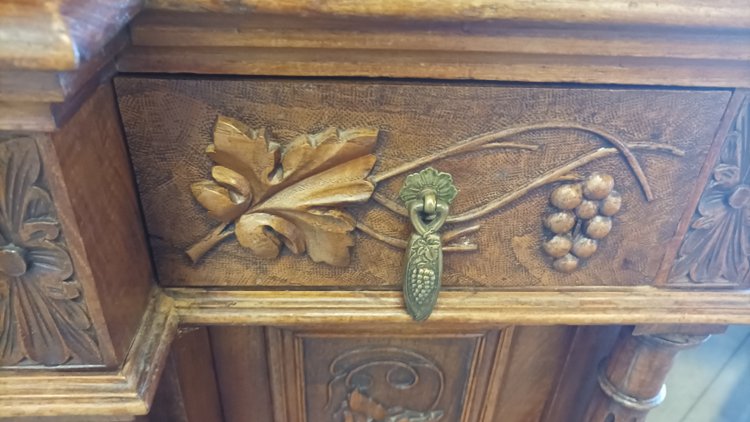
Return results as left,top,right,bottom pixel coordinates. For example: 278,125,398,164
115,78,729,288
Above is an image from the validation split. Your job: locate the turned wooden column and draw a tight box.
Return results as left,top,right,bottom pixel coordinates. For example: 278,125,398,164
584,326,709,422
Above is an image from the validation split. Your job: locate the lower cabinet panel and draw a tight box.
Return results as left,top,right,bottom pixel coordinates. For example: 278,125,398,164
207,325,593,422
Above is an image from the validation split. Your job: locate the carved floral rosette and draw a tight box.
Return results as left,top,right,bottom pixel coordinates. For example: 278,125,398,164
671,98,750,285
0,137,100,367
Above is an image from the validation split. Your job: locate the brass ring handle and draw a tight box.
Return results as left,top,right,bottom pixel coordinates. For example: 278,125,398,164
399,168,457,321
409,201,448,236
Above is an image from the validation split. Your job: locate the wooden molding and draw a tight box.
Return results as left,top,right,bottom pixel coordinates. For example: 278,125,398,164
1,286,749,417
166,288,750,326
144,0,750,30
0,290,177,418
0,0,140,71
0,31,128,132
118,11,750,88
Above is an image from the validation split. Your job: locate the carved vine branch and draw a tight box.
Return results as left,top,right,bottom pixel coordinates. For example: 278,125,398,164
186,119,684,264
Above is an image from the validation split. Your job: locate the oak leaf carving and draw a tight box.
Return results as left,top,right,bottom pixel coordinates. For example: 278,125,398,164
191,116,378,266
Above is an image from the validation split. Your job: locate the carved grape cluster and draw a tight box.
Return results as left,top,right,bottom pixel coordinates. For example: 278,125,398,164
411,266,437,304
542,172,622,273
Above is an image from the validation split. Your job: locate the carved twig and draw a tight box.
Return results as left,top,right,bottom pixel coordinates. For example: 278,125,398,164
442,224,481,243
186,222,232,262
355,222,478,252
371,143,684,223
370,123,679,201
474,142,540,151
355,222,407,249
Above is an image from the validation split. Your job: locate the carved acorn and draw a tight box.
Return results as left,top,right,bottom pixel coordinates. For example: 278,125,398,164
542,173,621,273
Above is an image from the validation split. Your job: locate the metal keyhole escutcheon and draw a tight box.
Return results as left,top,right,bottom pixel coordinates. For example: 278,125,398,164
399,168,458,321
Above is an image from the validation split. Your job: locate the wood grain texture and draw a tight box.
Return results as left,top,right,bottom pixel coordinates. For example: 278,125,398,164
209,326,274,422
148,328,223,422
118,11,750,88
166,288,750,326
0,31,128,131
129,12,750,61
0,0,140,71
118,48,750,90
0,291,177,418
542,326,621,422
143,0,750,30
42,84,154,365
116,77,729,289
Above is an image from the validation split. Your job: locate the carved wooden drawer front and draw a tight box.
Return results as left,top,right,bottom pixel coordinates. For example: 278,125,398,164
115,78,730,288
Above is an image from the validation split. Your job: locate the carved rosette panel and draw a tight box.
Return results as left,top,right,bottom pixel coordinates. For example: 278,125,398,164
670,98,750,286
0,137,100,367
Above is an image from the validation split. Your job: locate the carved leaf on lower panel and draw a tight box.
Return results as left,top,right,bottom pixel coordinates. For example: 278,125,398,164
327,347,445,422
187,116,378,266
0,137,101,367
671,98,750,285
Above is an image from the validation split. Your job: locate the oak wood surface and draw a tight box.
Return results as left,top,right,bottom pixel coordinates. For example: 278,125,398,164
209,326,274,422
118,46,750,89
116,77,729,290
542,325,621,422
129,12,750,61
144,0,750,30
0,0,139,71
0,31,128,131
41,83,154,365
148,327,223,422
118,10,750,88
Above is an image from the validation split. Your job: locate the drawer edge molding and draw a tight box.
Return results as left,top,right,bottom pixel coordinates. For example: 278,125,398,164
165,287,750,326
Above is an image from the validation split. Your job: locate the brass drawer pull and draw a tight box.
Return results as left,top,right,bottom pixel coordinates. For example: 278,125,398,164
399,168,457,320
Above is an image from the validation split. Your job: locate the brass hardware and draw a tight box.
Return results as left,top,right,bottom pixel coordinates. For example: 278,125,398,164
399,168,457,320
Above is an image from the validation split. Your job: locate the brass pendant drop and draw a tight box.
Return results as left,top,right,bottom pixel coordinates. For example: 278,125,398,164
399,168,457,321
